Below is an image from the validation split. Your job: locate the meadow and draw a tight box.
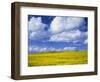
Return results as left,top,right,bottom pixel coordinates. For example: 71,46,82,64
28,51,88,67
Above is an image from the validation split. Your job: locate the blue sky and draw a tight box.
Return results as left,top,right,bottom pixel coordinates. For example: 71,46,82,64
28,15,88,53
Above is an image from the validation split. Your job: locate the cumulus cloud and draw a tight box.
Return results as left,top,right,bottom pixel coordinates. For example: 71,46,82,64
29,17,46,32
49,30,81,42
28,17,49,40
28,16,87,42
28,16,88,49
49,17,85,34
29,30,49,40
49,16,87,43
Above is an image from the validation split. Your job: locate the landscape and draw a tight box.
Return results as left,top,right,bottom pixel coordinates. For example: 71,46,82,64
28,51,87,66
28,15,88,66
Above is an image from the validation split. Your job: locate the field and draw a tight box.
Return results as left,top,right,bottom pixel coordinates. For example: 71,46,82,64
28,51,88,67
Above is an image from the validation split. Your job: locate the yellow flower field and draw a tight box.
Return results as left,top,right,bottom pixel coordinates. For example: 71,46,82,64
28,51,88,66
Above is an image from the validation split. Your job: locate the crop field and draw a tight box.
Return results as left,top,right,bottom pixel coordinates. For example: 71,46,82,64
28,51,88,67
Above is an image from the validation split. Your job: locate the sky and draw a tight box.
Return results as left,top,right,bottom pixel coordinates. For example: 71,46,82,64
28,15,88,53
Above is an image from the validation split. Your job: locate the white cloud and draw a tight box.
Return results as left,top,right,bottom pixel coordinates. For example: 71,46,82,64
28,16,87,44
49,16,87,43
29,31,49,40
65,17,85,30
28,17,48,40
49,17,65,34
63,47,77,50
49,30,81,42
50,17,85,34
29,46,77,53
29,17,46,32
29,46,49,53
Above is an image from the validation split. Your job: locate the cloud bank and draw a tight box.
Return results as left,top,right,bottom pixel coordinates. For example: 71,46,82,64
28,16,88,52
49,17,87,42
29,46,77,53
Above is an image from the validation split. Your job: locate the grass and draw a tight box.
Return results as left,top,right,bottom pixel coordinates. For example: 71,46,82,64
28,51,88,67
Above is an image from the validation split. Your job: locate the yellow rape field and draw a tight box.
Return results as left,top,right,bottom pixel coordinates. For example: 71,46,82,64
28,51,88,67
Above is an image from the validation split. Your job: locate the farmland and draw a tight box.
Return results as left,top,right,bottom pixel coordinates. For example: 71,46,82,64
28,51,88,67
